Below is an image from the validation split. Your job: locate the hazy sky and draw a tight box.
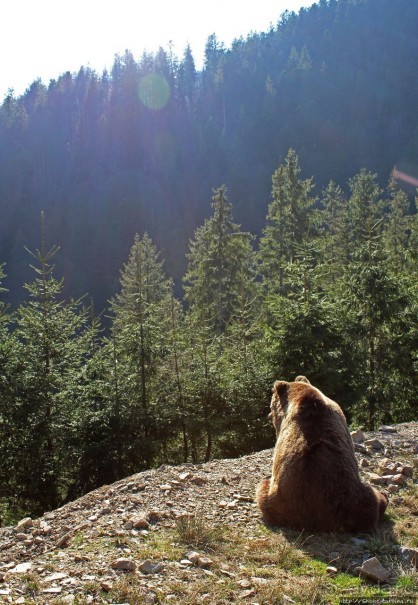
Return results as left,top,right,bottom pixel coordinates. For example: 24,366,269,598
1,0,313,99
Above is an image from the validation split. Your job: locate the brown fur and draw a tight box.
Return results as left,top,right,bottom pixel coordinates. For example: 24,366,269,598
257,377,388,532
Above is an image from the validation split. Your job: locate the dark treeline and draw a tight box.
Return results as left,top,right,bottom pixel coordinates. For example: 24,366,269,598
1,0,418,311
0,150,417,522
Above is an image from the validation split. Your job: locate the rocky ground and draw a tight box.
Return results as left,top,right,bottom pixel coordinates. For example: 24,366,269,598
0,422,417,604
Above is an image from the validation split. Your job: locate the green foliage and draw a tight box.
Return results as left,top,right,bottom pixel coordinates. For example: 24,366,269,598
0,151,417,519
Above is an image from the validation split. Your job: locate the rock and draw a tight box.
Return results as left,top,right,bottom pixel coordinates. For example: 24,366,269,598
354,443,368,454
390,474,408,486
326,566,338,574
238,589,256,598
359,458,369,468
388,484,399,493
45,572,67,582
197,556,214,569
16,532,28,541
238,579,252,588
379,425,397,433
399,547,418,566
399,464,414,478
123,520,134,530
351,537,368,546
186,551,200,563
100,507,112,515
351,429,365,443
0,590,10,596
252,577,268,586
191,476,208,486
131,516,150,529
61,596,75,604
179,472,191,481
358,557,390,582
367,472,387,486
56,533,72,548
101,580,113,592
10,562,32,574
138,560,164,574
43,587,63,594
364,439,384,450
111,558,136,571
16,517,33,531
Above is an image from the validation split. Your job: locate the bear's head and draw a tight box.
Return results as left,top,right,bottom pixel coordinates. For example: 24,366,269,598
269,375,311,435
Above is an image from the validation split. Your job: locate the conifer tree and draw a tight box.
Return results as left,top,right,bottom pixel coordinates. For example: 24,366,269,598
0,217,90,515
109,233,173,469
259,149,316,296
183,186,256,460
184,186,255,335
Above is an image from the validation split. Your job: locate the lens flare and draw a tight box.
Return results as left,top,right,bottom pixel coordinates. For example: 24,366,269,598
138,73,170,110
393,168,418,187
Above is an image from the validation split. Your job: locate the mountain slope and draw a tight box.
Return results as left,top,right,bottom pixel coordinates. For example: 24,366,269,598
0,422,416,604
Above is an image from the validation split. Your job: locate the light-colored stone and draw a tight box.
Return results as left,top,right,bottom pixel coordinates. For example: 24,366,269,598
351,429,365,443
364,439,384,450
101,580,113,592
358,557,390,582
179,472,191,481
367,473,387,486
359,458,369,468
186,551,200,563
390,473,408,486
379,425,397,433
326,566,338,574
16,517,33,531
197,556,214,569
238,588,256,599
60,595,75,604
138,560,164,574
238,579,252,588
43,587,62,594
111,558,136,571
45,572,67,582
10,562,32,574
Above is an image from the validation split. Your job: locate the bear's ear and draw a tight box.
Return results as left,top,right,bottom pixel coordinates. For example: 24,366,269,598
273,380,289,397
295,375,310,384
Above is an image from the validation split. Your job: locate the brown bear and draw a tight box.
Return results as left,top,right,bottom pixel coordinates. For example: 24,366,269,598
256,377,388,532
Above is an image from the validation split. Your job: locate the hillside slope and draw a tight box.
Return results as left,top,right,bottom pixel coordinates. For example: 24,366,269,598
0,422,416,604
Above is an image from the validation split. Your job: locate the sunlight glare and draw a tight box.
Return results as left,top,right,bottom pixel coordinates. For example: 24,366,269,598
138,74,170,110
393,169,418,188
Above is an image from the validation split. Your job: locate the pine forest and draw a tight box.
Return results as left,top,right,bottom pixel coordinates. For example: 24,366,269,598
0,0,417,521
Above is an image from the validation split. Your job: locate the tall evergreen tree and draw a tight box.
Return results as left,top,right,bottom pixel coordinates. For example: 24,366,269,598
109,233,173,470
0,218,90,515
184,186,255,335
259,149,316,296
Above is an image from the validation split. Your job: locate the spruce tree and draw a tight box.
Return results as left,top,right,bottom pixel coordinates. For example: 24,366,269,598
184,185,255,335
259,149,316,296
0,218,90,515
109,233,173,470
